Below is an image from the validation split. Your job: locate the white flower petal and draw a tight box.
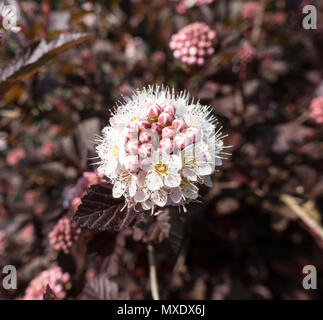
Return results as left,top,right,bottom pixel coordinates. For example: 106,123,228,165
129,179,137,197
168,154,182,170
183,185,198,199
215,157,223,166
140,158,153,172
201,175,213,187
164,172,181,188
112,181,126,198
195,163,213,176
146,172,163,191
151,190,168,207
142,200,153,210
170,187,182,203
134,189,149,202
182,168,197,181
137,170,146,186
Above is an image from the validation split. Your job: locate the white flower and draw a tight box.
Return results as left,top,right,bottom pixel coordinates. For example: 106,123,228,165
96,127,125,180
141,150,182,191
169,178,199,204
181,144,213,182
95,85,229,212
183,104,216,137
112,170,137,198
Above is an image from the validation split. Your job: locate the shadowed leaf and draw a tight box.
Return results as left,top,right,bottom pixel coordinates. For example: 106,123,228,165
0,33,91,93
133,208,185,253
73,183,142,232
43,284,57,300
83,273,129,300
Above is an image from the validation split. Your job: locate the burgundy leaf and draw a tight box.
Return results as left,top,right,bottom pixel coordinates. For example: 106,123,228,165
73,183,142,232
83,273,129,300
43,284,57,300
133,208,185,253
0,33,91,93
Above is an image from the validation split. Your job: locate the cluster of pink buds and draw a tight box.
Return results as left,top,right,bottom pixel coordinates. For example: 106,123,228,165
309,97,323,124
241,1,261,21
24,265,70,300
176,0,214,14
170,22,216,66
121,103,202,172
237,41,256,64
49,218,81,254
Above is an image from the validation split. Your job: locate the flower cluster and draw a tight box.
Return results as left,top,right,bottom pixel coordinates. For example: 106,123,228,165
96,86,228,212
169,22,216,66
176,0,214,14
49,218,81,254
237,41,256,64
241,1,261,21
309,97,323,124
24,266,70,300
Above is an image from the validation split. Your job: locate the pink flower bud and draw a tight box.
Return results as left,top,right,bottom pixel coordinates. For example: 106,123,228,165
162,104,176,116
126,139,139,155
181,47,189,55
208,30,216,40
185,127,201,142
174,133,189,149
188,56,197,65
122,126,138,140
182,56,189,63
169,41,176,50
198,41,206,48
159,138,174,153
205,41,212,48
189,46,198,56
174,50,181,58
172,118,187,131
135,119,151,132
162,127,176,139
139,130,152,144
197,57,205,65
207,47,214,55
138,143,152,158
124,155,140,172
158,112,173,127
198,49,205,56
148,104,162,120
151,122,163,134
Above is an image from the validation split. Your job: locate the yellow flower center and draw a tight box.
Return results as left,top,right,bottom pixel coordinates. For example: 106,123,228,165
155,163,168,175
112,145,120,157
130,116,139,122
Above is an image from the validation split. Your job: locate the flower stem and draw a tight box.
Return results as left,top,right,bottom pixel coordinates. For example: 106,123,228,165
147,243,160,300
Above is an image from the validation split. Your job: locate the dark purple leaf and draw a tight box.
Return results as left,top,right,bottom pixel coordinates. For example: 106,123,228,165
83,273,129,300
0,33,91,93
73,183,142,232
133,208,185,253
43,284,57,300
